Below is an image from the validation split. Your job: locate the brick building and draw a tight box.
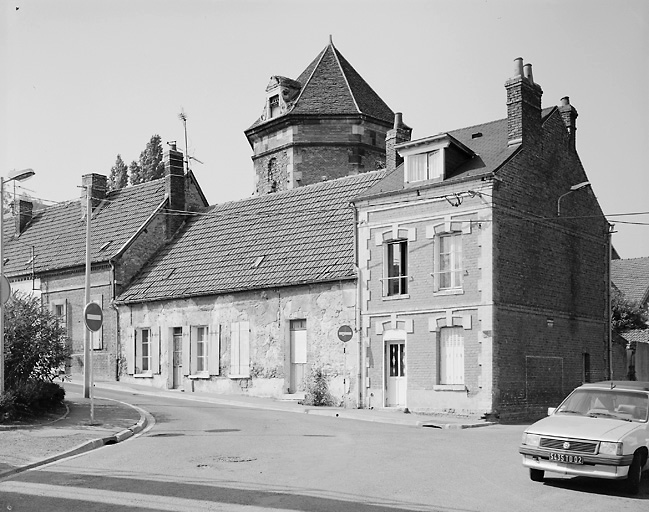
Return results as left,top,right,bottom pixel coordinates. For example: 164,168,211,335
352,58,616,421
3,145,207,381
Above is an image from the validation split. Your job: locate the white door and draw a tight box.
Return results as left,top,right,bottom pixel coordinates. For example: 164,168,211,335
386,341,406,407
290,320,307,393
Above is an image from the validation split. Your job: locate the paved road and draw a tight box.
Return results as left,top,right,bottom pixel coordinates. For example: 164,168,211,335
1,385,647,511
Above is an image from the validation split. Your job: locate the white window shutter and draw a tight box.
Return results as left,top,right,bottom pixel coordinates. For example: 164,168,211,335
240,321,250,376
230,323,240,375
126,328,135,375
151,327,160,374
181,326,190,376
208,324,220,376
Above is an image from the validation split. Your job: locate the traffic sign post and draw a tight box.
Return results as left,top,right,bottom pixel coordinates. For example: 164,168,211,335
83,302,103,424
338,325,354,408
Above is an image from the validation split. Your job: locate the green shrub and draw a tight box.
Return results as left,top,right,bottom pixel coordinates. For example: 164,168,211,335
0,380,65,422
301,364,337,407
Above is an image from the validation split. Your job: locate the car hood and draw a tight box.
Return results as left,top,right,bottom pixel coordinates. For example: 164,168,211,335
526,415,641,442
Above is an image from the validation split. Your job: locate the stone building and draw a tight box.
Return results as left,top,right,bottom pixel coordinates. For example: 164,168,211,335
245,37,400,196
352,58,619,420
3,145,207,381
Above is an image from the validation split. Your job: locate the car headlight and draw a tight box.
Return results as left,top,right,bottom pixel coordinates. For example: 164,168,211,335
523,433,541,447
599,442,622,456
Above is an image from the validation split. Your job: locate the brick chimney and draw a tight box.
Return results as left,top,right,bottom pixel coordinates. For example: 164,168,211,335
164,141,186,236
505,57,543,147
14,198,33,236
80,173,108,219
385,113,412,172
558,96,578,150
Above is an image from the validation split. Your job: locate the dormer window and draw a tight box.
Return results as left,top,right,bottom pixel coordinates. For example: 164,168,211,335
406,150,442,183
269,95,280,118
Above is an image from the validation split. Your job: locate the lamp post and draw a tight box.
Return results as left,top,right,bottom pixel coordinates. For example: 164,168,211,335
0,168,36,395
557,181,590,216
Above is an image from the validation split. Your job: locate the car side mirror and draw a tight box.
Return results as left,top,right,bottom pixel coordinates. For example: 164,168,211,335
547,407,556,416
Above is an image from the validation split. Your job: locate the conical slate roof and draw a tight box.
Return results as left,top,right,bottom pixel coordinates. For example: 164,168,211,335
248,40,394,129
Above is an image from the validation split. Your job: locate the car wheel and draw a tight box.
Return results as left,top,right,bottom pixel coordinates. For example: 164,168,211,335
625,453,642,495
530,468,544,482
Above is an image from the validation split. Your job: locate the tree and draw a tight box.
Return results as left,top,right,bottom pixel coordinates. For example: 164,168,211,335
129,160,144,186
4,292,70,387
108,154,129,191
138,134,165,182
612,288,649,333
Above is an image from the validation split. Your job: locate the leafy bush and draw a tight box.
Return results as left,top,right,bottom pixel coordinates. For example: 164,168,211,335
301,364,337,407
1,380,65,422
1,292,69,422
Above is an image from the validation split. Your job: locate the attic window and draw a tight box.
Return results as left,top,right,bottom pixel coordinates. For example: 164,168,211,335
163,268,175,280
269,95,280,118
405,150,443,183
99,241,113,252
252,256,265,269
471,132,483,139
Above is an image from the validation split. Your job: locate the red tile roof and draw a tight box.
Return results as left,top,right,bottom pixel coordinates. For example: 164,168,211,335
4,180,167,277
117,171,387,304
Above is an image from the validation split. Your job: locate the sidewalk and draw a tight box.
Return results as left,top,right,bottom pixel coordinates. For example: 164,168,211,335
0,379,493,478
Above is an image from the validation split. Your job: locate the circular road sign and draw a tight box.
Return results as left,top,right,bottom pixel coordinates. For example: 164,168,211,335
0,275,11,304
84,302,103,332
337,325,354,342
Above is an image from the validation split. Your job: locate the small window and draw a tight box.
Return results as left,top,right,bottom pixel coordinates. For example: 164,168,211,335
269,95,280,118
385,240,408,296
136,328,151,374
406,150,442,183
195,326,208,373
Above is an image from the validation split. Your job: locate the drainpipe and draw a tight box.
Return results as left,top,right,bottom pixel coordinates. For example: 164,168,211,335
350,202,364,408
109,259,121,380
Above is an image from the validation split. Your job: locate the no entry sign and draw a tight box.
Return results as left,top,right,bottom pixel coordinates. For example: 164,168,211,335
337,325,353,342
84,302,103,332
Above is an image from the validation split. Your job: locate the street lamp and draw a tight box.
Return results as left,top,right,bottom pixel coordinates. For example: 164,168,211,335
557,181,590,216
1,168,36,394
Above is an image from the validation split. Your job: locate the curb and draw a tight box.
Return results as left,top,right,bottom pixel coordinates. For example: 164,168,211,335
0,399,149,479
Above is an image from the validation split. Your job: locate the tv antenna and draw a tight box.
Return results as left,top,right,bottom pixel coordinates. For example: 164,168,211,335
178,109,204,173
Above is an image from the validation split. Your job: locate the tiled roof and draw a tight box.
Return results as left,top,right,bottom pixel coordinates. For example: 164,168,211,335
249,42,394,129
612,256,649,305
4,180,167,277
355,107,558,200
117,171,387,304
620,329,649,345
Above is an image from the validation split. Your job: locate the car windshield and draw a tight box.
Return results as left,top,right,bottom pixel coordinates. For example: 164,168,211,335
555,389,649,422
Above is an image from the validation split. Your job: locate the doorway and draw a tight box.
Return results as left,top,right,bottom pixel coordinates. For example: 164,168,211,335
289,319,307,393
386,341,406,407
172,327,183,389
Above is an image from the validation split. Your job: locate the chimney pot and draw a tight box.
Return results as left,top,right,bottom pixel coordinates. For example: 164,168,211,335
394,112,403,129
561,96,570,106
523,63,534,84
513,57,524,77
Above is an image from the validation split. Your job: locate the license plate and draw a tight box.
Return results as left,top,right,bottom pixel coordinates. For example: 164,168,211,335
550,452,583,464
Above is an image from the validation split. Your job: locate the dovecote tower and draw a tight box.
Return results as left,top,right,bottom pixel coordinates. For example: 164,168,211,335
245,38,399,195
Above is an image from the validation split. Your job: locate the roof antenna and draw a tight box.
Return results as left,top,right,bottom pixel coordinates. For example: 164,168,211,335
178,109,189,173
178,109,204,173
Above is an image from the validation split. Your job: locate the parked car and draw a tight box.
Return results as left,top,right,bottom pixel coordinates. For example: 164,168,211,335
519,381,649,494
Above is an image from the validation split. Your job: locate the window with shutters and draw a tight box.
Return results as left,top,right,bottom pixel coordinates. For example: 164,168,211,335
439,327,464,385
184,325,220,378
136,328,151,374
230,321,250,378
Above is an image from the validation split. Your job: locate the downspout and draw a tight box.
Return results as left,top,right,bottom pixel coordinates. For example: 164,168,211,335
350,201,364,409
109,258,121,381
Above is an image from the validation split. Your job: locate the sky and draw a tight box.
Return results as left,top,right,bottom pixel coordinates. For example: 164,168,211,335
1,0,648,259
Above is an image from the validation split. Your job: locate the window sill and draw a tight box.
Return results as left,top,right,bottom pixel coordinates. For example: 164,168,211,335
433,288,464,297
382,294,410,301
134,373,153,379
229,374,251,379
433,384,467,392
188,374,210,380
